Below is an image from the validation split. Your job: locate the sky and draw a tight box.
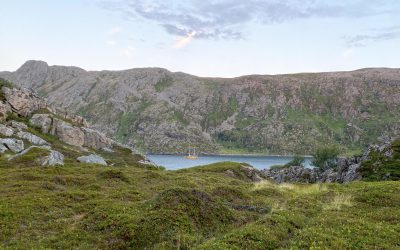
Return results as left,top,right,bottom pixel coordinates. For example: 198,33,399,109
1,0,400,77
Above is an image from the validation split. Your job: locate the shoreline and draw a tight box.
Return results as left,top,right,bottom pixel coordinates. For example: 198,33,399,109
146,153,314,158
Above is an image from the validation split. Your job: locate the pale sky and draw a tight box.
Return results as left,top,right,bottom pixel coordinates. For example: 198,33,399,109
1,0,400,77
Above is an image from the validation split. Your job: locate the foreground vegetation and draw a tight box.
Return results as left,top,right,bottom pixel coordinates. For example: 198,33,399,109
1,158,399,249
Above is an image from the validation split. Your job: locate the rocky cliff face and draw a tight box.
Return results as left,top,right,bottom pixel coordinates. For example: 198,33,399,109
0,80,149,167
1,61,400,154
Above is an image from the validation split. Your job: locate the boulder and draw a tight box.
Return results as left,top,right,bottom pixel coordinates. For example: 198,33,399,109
8,145,51,161
1,87,47,117
0,144,8,153
0,138,24,153
16,131,48,145
341,164,362,183
30,114,52,134
39,150,64,166
262,165,317,183
10,121,28,131
0,124,14,137
240,165,263,182
0,101,11,122
77,154,107,166
82,128,112,150
51,118,84,147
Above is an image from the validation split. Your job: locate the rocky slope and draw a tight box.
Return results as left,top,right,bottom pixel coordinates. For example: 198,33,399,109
0,79,151,167
262,137,400,183
1,61,400,154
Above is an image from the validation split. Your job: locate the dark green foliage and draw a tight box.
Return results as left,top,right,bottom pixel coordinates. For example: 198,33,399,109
0,78,13,102
285,155,305,167
360,139,400,181
154,76,173,92
312,146,340,170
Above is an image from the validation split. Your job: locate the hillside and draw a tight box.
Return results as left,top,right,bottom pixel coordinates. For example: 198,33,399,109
1,79,400,249
1,61,400,154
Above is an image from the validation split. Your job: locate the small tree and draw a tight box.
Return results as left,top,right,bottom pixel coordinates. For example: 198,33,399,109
312,146,340,170
285,155,305,167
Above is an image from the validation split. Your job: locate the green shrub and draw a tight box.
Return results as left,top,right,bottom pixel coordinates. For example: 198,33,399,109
285,155,305,167
0,78,13,101
312,146,340,170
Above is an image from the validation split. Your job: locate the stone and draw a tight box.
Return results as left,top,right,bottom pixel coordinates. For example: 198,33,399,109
77,154,107,166
10,121,28,131
30,114,53,134
240,165,263,182
8,145,51,161
0,138,24,153
1,87,47,117
0,124,14,137
16,131,48,145
51,118,84,147
0,144,8,153
82,128,112,150
262,165,317,183
0,101,11,122
342,164,362,183
39,150,64,166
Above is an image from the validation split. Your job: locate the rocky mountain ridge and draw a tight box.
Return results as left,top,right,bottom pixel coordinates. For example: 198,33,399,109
1,60,400,154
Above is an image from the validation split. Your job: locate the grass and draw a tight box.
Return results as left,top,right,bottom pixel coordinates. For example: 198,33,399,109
0,156,399,249
1,118,400,249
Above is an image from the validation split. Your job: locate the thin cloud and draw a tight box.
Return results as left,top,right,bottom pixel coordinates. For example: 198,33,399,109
101,0,399,40
174,31,197,48
345,26,400,47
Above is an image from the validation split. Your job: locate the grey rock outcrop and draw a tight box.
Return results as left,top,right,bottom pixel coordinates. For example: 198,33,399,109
39,150,64,166
77,154,107,165
0,124,13,137
10,121,28,131
0,144,8,153
16,131,48,145
0,138,24,153
8,145,51,161
50,118,84,147
0,101,11,122
1,87,47,117
82,128,112,150
240,165,263,182
262,166,317,183
30,114,52,133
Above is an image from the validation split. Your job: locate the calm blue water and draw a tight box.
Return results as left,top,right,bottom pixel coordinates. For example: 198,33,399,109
146,154,312,170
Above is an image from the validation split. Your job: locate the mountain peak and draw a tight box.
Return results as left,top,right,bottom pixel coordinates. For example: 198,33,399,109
17,60,49,72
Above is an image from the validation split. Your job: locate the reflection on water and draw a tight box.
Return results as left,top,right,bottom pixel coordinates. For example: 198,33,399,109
146,154,312,170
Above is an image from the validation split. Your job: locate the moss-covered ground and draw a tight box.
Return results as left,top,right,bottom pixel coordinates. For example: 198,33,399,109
0,157,399,249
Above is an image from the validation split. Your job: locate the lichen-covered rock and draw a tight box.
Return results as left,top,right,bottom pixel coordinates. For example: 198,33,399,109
262,166,317,183
9,121,28,131
0,138,24,153
240,165,263,182
39,150,64,166
82,128,112,150
0,101,11,122
0,144,8,153
30,114,53,134
0,124,14,137
7,145,51,161
77,154,107,165
16,131,48,145
2,87,47,117
51,118,84,147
